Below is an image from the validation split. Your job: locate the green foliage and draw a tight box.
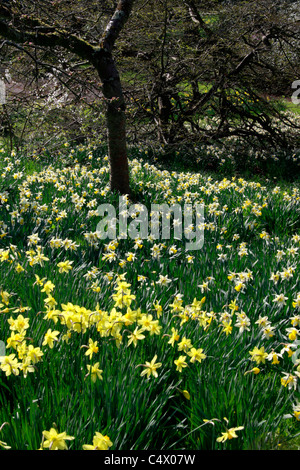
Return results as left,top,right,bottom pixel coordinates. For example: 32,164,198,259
0,142,299,450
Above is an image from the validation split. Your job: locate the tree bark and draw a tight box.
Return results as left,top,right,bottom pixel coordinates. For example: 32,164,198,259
95,0,136,196
107,102,130,195
95,52,130,195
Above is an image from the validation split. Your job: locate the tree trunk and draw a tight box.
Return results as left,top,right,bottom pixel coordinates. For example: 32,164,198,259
106,99,130,195
157,93,172,144
96,0,135,196
96,50,131,196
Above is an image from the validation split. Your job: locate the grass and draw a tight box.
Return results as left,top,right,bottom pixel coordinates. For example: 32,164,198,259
0,141,299,450
280,99,300,116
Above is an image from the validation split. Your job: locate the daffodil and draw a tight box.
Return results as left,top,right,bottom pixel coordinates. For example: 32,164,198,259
178,336,193,352
86,363,103,383
167,327,180,347
8,314,30,333
6,331,25,350
249,346,268,365
19,358,35,378
266,350,282,365
281,373,297,390
26,345,44,364
182,390,190,400
221,320,233,336
42,427,75,450
42,329,60,349
140,355,162,378
187,347,206,364
273,293,288,306
293,402,300,421
15,263,25,273
57,260,73,273
84,339,99,360
216,426,244,443
286,327,298,342
244,367,260,375
0,354,20,376
174,355,188,372
83,432,113,450
33,275,47,287
153,301,163,318
43,295,57,309
228,299,239,311
127,327,145,347
41,280,55,295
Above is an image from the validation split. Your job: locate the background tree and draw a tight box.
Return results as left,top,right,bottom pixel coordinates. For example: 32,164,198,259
0,0,135,195
0,0,299,189
117,0,300,154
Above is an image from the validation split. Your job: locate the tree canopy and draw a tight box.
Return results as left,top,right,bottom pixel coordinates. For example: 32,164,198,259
0,0,299,192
